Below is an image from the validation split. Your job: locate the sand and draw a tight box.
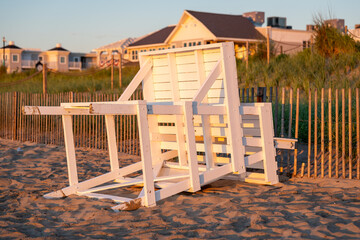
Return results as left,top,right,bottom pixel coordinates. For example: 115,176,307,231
1,138,360,239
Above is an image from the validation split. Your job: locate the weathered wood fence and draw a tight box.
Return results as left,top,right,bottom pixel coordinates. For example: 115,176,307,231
1,87,359,179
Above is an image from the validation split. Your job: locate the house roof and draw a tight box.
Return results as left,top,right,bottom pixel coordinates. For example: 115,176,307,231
128,25,176,47
48,46,69,52
185,10,264,40
94,38,135,52
1,44,21,49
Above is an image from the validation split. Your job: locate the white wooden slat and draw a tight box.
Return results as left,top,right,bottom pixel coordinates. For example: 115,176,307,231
153,82,172,91
154,91,173,100
152,74,171,83
183,101,201,192
136,103,156,207
178,81,201,90
62,115,79,186
153,65,170,75
152,56,169,67
90,103,138,115
258,104,278,184
105,115,120,171
176,63,197,74
79,179,144,194
193,60,222,102
168,53,188,166
199,164,232,185
155,179,191,201
220,42,245,173
80,193,133,203
119,58,152,101
177,72,199,82
175,52,196,65
245,151,264,166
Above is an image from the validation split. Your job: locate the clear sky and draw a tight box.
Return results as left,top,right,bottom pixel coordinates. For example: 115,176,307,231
0,0,358,53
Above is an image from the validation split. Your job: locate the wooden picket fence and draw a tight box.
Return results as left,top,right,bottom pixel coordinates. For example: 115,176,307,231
1,87,359,179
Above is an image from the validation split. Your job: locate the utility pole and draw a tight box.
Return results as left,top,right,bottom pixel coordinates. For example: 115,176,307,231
245,41,249,69
267,28,270,65
118,52,122,89
111,55,114,90
2,37,5,67
42,63,47,94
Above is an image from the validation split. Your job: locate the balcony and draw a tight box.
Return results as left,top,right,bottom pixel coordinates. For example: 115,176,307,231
21,60,37,69
69,61,81,70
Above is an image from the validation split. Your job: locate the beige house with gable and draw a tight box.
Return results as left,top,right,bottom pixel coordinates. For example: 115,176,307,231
126,10,264,61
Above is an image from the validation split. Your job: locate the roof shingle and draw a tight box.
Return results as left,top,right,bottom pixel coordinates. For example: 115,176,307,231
186,10,264,40
129,26,176,47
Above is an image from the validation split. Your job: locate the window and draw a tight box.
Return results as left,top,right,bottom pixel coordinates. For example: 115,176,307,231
60,56,66,64
184,43,187,47
198,41,201,45
124,49,128,54
74,57,79,62
39,56,43,61
189,42,192,47
12,54,19,63
193,42,196,46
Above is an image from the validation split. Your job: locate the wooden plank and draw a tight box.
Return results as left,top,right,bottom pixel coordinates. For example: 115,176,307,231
293,89,300,177
342,89,346,178
328,88,332,178
335,89,339,178
357,88,360,179
183,101,201,192
193,60,222,102
62,115,78,186
136,103,156,206
105,115,120,171
118,58,152,101
80,193,133,203
308,89,312,177
349,89,352,179
154,179,190,202
259,104,278,183
168,53,187,166
220,42,245,173
321,88,325,178
199,164,232,185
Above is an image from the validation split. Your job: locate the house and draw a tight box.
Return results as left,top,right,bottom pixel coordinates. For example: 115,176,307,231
93,38,135,67
257,27,313,55
1,41,98,73
125,10,265,61
349,25,360,42
1,41,24,73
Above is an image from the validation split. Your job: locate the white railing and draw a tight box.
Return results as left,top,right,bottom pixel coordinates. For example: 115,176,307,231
21,60,37,68
69,61,81,69
46,62,57,70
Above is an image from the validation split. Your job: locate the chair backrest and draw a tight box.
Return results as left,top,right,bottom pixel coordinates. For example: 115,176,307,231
117,43,243,166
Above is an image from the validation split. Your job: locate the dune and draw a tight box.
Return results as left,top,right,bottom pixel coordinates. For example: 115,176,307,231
1,138,360,239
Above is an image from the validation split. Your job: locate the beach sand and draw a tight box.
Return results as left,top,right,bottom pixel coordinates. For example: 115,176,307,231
1,138,360,239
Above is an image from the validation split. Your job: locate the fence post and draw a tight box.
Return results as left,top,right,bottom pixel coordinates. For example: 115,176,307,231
42,63,47,94
293,89,299,177
12,92,18,141
111,55,114,90
328,88,332,178
308,89,312,177
349,89,352,179
118,52,122,89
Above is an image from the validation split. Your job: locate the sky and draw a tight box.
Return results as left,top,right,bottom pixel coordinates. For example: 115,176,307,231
0,0,359,53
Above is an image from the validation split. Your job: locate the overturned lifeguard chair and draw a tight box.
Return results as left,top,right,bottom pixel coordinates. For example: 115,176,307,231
24,42,293,210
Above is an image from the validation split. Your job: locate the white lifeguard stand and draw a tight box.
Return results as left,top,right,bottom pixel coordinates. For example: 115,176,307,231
24,42,295,210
